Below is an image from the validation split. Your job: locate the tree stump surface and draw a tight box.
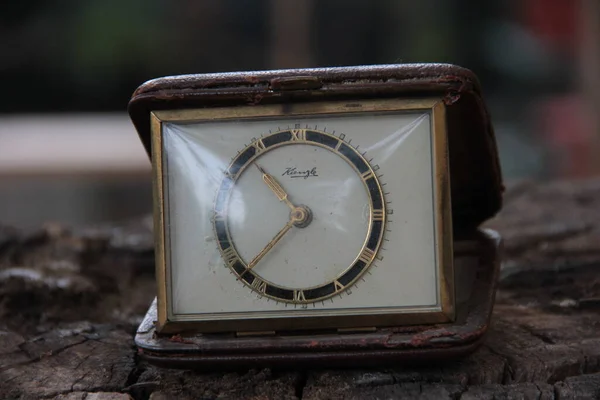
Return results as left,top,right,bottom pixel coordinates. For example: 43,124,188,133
1,178,600,399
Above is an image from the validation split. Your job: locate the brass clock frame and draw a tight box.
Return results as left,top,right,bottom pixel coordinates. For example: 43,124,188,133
150,98,453,334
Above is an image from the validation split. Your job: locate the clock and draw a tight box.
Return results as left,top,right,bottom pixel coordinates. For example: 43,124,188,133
213,127,387,305
129,64,503,368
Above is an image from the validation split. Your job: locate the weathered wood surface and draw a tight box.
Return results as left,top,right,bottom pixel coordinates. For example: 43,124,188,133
1,178,600,399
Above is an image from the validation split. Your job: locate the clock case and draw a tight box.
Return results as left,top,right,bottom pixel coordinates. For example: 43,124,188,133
128,64,504,369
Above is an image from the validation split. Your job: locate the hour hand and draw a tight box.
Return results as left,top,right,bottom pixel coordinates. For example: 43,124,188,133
255,164,295,209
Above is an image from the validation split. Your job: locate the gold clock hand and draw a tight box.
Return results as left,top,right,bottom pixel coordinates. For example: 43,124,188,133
247,219,294,270
255,164,295,210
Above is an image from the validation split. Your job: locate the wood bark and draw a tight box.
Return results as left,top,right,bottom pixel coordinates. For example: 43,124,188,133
1,179,600,399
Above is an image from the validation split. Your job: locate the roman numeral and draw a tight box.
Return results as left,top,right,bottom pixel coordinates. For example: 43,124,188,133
222,247,238,266
225,170,236,180
213,210,225,221
334,280,344,291
361,170,374,180
293,290,306,302
373,209,384,221
358,248,375,264
251,277,267,294
251,139,266,153
290,129,306,141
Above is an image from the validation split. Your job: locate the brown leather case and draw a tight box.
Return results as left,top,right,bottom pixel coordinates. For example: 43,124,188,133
129,64,504,368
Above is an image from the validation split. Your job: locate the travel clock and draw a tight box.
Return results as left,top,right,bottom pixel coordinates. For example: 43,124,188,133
129,64,503,369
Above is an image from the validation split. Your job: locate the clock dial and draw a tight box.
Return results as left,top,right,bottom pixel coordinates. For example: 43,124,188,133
212,128,386,304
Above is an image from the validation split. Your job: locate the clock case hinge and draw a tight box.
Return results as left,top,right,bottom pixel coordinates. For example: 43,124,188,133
235,327,377,337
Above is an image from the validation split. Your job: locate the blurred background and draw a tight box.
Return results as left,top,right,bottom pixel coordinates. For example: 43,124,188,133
1,0,598,229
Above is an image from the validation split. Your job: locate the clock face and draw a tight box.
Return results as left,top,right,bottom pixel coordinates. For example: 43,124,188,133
152,99,453,332
212,128,386,304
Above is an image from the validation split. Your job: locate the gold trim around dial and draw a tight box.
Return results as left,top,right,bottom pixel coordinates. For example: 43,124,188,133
211,128,386,305
150,98,454,333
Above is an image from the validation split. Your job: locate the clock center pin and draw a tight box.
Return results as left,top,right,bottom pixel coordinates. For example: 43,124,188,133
290,205,312,228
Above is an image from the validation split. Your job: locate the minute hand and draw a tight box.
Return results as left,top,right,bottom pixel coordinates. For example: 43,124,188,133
256,164,295,210
247,220,294,269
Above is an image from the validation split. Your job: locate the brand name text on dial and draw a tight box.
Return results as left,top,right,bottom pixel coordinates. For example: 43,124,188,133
281,167,319,179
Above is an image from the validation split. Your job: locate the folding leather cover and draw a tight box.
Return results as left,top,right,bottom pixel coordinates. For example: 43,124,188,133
128,64,503,232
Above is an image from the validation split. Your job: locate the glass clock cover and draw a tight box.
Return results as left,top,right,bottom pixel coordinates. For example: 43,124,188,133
151,99,453,332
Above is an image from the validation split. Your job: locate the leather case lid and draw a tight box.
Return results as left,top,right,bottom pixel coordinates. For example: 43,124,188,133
128,63,503,230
